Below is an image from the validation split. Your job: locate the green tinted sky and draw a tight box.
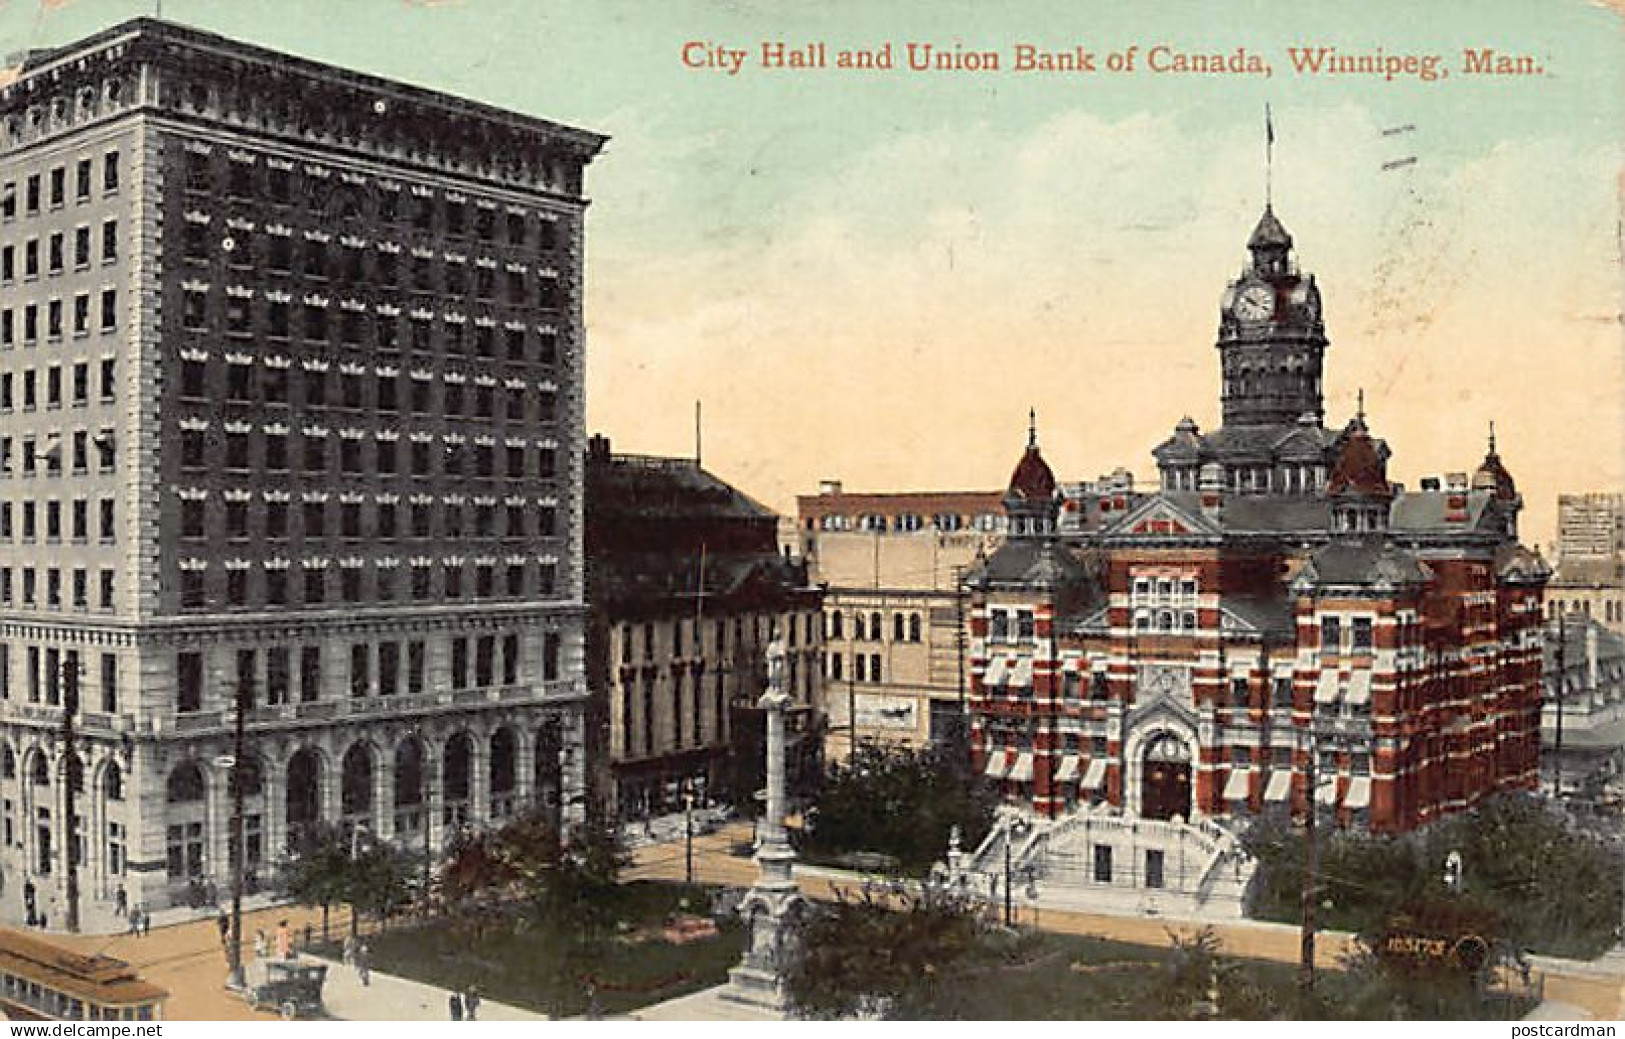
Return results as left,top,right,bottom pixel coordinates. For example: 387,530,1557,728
3,0,1619,543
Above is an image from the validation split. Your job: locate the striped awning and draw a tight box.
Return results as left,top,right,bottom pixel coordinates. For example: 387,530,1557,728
1314,670,1341,705
1080,757,1108,791
983,657,1009,688
983,749,1011,779
1345,776,1372,809
1054,755,1080,782
1264,770,1293,802
1222,769,1251,801
1007,751,1034,782
1010,657,1034,688
1345,670,1372,707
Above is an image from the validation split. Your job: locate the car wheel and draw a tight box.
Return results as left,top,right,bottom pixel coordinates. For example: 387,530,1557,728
280,1001,297,1021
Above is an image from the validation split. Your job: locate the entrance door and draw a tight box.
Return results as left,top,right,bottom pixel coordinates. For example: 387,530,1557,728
1141,734,1192,821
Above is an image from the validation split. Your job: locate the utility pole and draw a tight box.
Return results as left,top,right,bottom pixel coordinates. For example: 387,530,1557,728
1298,729,1319,1000
952,563,967,763
1553,617,1566,798
228,673,249,989
61,657,81,934
683,787,695,885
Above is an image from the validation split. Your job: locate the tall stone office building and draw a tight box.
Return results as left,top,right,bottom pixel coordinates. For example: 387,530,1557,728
0,18,604,914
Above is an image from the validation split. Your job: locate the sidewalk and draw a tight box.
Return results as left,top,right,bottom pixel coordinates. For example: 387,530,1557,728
309,955,546,1022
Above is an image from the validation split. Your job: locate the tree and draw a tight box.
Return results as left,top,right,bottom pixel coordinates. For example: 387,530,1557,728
532,809,631,942
782,881,999,1020
278,824,353,942
803,742,1000,876
344,840,417,935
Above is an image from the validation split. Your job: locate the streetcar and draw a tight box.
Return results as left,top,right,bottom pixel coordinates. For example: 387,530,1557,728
0,928,167,1021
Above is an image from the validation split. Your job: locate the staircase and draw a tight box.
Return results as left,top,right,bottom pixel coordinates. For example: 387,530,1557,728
955,807,1255,920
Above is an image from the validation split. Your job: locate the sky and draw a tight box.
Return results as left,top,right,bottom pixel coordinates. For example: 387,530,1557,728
2,0,1619,549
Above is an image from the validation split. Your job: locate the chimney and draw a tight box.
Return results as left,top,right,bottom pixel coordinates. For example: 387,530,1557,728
818,479,843,496
587,434,611,462
1198,462,1225,520
1420,476,1441,492
1445,472,1469,493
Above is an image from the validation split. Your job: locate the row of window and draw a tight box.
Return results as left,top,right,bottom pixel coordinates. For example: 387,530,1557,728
0,429,116,476
621,663,732,760
174,630,563,712
0,643,118,712
180,359,558,418
178,496,556,542
181,151,560,250
0,289,119,344
0,496,116,542
826,653,884,684
181,231,562,306
1320,615,1376,655
0,153,121,221
616,613,819,664
0,359,117,411
0,565,116,611
0,220,118,282
826,610,924,643
987,608,1036,643
175,426,555,480
813,512,1003,533
175,558,559,611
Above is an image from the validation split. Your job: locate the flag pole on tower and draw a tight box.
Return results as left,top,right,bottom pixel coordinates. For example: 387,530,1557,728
1265,103,1275,207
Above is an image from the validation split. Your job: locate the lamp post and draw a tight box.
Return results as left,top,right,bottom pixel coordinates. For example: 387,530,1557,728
60,656,82,934
683,786,695,885
227,673,249,990
1003,817,1029,927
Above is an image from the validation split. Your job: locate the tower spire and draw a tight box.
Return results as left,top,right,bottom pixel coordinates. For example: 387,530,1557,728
1488,419,1497,454
1028,407,1037,448
1356,388,1365,424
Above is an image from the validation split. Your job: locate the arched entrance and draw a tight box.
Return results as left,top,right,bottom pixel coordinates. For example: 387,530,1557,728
489,728,516,821
340,743,374,840
1141,733,1192,821
442,732,473,829
393,737,427,837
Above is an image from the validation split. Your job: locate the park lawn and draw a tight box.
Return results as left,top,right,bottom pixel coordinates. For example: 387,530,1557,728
893,931,1536,1021
358,882,745,1018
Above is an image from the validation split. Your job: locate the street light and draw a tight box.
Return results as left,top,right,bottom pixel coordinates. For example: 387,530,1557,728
1003,817,1029,927
683,786,695,885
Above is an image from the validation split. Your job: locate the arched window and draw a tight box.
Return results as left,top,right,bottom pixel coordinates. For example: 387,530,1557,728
869,613,882,641
908,614,922,643
166,761,205,803
853,613,866,641
30,753,48,787
103,760,124,801
1,745,13,780
830,611,843,640
893,613,905,642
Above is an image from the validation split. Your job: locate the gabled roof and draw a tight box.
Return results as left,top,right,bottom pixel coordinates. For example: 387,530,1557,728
970,539,1091,590
1389,491,1497,534
1294,538,1430,590
1327,418,1391,499
1103,493,1224,542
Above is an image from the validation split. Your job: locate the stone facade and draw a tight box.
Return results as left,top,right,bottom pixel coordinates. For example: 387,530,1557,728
0,19,604,914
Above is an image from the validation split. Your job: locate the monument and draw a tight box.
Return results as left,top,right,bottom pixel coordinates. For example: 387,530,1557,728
724,637,804,1011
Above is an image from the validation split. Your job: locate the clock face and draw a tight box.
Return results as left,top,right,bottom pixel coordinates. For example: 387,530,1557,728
1235,284,1275,321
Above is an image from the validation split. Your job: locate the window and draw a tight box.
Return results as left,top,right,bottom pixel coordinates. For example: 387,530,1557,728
266,647,290,705
350,644,369,698
102,220,117,262
1093,844,1112,883
1351,617,1374,653
300,646,322,702
103,152,120,192
100,289,116,330
303,567,324,605
1320,616,1342,656
177,652,203,713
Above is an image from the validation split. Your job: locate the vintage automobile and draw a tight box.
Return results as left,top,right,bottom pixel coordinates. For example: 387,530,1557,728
244,960,327,1020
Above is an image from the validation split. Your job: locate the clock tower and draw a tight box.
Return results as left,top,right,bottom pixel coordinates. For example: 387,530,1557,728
1215,206,1328,427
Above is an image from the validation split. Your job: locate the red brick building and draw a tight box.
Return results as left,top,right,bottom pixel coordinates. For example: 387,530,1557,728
968,207,1547,834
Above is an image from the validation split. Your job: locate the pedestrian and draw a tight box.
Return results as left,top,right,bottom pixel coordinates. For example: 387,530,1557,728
114,885,127,918
140,907,151,936
127,908,139,937
585,983,601,1021
254,929,268,961
464,986,481,1021
303,923,313,951
356,942,370,988
448,992,464,1022
37,912,46,931
217,911,230,947
275,919,292,960
342,934,355,966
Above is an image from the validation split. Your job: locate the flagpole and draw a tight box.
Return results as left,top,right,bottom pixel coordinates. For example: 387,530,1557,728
1265,104,1274,207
